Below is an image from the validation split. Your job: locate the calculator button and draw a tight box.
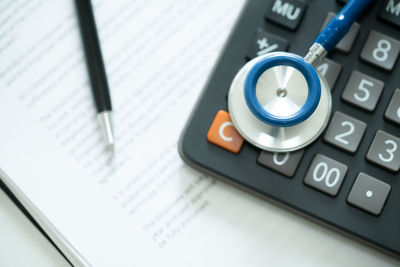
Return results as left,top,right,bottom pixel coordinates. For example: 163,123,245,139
360,30,400,71
316,58,342,90
366,130,400,172
347,173,391,216
265,0,307,30
247,29,289,59
304,154,348,196
342,71,384,112
385,88,400,125
324,111,367,154
207,110,244,153
257,149,304,177
320,12,360,53
378,0,400,28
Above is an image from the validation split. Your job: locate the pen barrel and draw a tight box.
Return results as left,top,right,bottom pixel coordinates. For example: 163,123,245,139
314,0,373,52
75,0,112,112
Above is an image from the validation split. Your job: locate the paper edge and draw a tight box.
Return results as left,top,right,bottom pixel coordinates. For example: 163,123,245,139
0,167,91,267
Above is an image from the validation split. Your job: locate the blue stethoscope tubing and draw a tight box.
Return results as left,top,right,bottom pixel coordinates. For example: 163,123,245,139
315,0,374,53
243,0,374,127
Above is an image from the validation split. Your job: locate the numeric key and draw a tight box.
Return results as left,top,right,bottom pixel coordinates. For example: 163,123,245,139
304,154,348,196
342,71,384,112
324,111,367,153
360,30,400,71
258,149,304,177
316,58,342,90
384,88,400,126
366,130,400,172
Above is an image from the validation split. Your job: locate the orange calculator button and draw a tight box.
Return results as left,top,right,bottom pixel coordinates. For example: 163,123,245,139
207,110,244,154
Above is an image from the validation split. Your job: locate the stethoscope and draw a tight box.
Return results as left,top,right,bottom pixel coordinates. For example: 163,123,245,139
228,0,373,152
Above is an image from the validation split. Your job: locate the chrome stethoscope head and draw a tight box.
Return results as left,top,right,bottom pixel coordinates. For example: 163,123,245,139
228,52,331,152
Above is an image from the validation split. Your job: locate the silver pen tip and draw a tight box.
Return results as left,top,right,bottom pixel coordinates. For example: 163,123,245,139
107,143,115,154
97,111,114,150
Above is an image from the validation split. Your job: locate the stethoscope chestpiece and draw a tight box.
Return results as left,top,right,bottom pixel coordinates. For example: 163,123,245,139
228,52,332,152
244,53,321,127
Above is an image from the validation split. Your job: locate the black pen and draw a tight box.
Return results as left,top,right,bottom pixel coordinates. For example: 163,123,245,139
75,0,114,149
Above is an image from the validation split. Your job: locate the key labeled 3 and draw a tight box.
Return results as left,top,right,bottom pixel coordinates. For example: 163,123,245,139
207,110,244,153
366,130,400,172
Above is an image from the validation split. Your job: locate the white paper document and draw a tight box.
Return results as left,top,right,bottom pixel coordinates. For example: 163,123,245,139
0,0,398,266
0,188,69,267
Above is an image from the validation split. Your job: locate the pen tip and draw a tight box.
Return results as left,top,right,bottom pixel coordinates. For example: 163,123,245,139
97,111,115,152
107,143,115,154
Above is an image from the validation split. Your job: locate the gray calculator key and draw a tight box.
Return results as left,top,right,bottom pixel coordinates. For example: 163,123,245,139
247,29,289,59
385,88,400,125
378,0,400,29
324,111,366,153
258,149,304,177
347,173,391,215
342,71,384,112
265,0,307,30
304,154,348,196
366,130,400,172
316,58,342,90
321,12,360,53
360,30,400,71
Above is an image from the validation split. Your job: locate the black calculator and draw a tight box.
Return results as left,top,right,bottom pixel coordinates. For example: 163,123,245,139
179,0,400,257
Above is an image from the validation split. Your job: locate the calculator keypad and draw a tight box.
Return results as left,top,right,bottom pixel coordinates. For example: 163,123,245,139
360,30,400,71
304,154,348,196
258,150,304,177
384,88,400,125
366,130,400,172
323,111,367,153
265,0,307,30
341,71,384,112
247,29,289,59
347,173,391,215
